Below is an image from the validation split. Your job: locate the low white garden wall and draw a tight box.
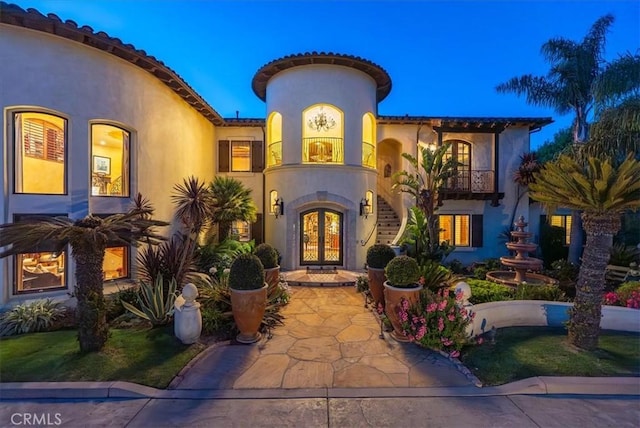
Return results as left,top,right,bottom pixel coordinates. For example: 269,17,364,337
467,300,640,337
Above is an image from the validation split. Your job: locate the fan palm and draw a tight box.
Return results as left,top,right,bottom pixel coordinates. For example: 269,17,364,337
0,199,168,352
496,14,640,264
529,155,640,350
209,176,257,241
392,143,459,261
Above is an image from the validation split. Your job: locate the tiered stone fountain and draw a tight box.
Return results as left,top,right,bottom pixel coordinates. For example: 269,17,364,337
486,216,557,286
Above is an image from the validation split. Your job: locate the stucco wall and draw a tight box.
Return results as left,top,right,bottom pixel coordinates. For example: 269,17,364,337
0,25,216,304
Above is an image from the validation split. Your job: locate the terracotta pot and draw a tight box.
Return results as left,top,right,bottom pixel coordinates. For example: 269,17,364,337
383,281,423,342
367,267,386,310
264,266,280,293
230,284,268,344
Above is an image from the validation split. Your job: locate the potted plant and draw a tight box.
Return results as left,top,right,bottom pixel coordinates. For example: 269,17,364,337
366,244,397,309
383,255,423,342
254,243,280,291
229,253,267,344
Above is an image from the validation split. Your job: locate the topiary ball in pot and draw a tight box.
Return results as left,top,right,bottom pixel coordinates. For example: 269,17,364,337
254,243,279,269
385,255,420,288
229,253,265,290
366,244,397,269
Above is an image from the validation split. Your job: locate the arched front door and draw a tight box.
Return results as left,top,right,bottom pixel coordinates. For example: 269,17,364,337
300,209,343,265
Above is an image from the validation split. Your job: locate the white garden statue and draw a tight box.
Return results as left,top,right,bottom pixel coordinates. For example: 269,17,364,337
174,283,202,344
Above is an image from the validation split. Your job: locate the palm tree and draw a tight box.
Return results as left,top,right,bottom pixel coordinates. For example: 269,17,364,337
392,143,459,262
209,176,257,241
0,199,167,352
171,176,215,239
584,96,640,162
529,155,640,350
496,14,640,264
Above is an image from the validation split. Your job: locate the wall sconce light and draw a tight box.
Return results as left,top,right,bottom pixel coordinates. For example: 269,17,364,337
273,197,284,219
360,198,372,219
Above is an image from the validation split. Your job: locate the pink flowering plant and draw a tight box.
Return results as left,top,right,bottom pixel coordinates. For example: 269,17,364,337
602,281,640,309
397,288,475,358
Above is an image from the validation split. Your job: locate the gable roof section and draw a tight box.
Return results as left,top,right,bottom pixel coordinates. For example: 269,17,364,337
252,52,393,103
0,1,224,125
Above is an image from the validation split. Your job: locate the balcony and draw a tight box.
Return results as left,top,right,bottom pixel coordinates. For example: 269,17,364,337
440,170,502,201
303,137,343,164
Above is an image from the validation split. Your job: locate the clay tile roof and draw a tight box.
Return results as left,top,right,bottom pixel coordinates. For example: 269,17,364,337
376,115,553,131
252,52,392,102
0,2,224,125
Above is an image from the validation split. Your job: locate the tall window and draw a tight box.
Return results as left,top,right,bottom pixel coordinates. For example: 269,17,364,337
267,112,282,167
362,112,376,168
302,104,343,164
13,214,67,294
551,215,572,245
14,112,66,194
439,215,470,247
443,140,471,192
218,140,264,172
231,220,251,241
91,124,130,197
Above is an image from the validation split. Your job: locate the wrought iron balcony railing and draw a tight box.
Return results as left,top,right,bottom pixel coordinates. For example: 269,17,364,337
440,170,495,193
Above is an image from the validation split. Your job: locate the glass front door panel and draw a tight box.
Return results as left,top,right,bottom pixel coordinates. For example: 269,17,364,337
301,209,342,265
302,211,319,262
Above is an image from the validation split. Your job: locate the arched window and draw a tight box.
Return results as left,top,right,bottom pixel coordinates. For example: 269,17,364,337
362,112,376,168
267,112,282,167
302,104,343,164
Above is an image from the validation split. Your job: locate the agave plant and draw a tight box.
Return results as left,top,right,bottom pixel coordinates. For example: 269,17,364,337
122,276,178,326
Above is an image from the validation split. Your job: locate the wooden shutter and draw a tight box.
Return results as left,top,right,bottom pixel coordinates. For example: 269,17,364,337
251,213,263,245
218,140,230,172
251,140,264,172
471,214,483,247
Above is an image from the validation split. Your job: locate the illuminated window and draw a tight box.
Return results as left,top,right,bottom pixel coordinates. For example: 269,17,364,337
218,140,263,173
91,124,130,197
551,215,572,245
302,104,343,164
443,140,472,192
231,220,251,242
362,112,376,168
14,112,66,194
103,246,129,281
267,112,282,167
439,215,470,247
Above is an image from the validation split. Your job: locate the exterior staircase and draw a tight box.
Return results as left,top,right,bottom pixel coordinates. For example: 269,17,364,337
376,195,401,245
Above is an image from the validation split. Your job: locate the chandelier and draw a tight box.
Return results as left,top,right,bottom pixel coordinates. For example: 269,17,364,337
307,109,336,132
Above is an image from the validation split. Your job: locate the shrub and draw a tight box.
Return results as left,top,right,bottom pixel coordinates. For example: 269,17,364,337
446,259,466,275
201,306,228,335
254,243,279,269
467,279,515,304
0,299,66,336
473,266,488,280
514,283,566,301
397,288,475,357
228,253,265,290
539,223,568,268
106,285,140,322
356,275,369,293
549,259,579,282
616,281,640,308
195,237,255,275
385,255,420,288
122,277,178,326
366,244,396,269
418,261,452,291
608,243,640,267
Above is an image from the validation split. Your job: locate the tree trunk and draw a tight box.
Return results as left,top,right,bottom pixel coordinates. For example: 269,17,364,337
219,221,232,241
73,241,109,353
568,213,620,350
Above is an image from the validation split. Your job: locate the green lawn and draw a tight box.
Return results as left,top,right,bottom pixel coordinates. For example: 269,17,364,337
0,327,204,388
461,327,640,386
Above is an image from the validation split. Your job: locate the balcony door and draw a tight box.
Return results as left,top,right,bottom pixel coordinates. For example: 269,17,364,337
300,209,343,265
445,140,471,191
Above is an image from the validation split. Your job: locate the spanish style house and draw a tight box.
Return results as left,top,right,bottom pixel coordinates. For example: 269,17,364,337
0,3,552,305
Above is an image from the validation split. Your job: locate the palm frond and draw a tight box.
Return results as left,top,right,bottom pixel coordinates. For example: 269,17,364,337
172,176,215,235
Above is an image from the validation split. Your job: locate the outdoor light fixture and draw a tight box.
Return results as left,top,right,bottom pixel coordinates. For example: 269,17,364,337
272,197,284,219
359,197,372,218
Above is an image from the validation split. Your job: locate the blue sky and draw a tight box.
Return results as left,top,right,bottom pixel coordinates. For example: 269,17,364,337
10,0,640,149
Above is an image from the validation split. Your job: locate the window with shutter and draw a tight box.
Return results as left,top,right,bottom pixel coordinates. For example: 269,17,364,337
15,112,67,194
439,214,472,247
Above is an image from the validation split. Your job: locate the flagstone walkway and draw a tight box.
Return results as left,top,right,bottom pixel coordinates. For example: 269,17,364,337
171,286,473,390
